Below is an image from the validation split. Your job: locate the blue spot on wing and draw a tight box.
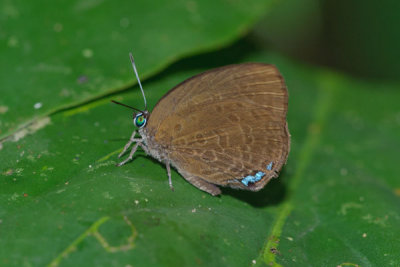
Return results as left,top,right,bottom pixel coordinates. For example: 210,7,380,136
241,171,265,186
267,161,273,171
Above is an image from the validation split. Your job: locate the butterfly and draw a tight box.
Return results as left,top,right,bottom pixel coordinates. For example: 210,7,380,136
112,53,290,196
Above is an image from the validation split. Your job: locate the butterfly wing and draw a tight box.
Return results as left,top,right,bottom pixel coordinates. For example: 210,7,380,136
145,63,289,193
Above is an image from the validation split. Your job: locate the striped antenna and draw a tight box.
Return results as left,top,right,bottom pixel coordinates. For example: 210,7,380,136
111,100,144,113
129,53,147,110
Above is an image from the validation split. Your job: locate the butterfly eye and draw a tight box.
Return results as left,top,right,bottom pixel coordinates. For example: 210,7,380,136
134,113,147,128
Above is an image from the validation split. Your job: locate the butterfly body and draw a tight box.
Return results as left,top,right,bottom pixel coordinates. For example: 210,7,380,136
116,62,290,196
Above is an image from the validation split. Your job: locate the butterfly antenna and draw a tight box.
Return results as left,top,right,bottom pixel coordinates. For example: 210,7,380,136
129,53,147,110
111,100,144,113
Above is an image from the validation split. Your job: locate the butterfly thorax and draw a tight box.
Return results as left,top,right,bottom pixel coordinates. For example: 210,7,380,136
139,127,170,164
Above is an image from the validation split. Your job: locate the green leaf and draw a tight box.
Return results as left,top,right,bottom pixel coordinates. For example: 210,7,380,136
0,0,271,139
1,38,399,266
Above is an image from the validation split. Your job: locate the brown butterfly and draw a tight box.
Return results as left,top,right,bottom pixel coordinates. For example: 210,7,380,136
112,53,290,196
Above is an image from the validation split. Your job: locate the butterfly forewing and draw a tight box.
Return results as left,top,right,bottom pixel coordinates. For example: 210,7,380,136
145,63,289,191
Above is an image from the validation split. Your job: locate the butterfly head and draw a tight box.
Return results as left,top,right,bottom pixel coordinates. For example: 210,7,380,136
133,111,149,128
111,100,149,129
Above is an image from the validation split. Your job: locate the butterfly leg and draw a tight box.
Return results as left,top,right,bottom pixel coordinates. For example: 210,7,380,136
117,130,144,166
166,162,174,192
117,141,142,166
118,130,137,158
